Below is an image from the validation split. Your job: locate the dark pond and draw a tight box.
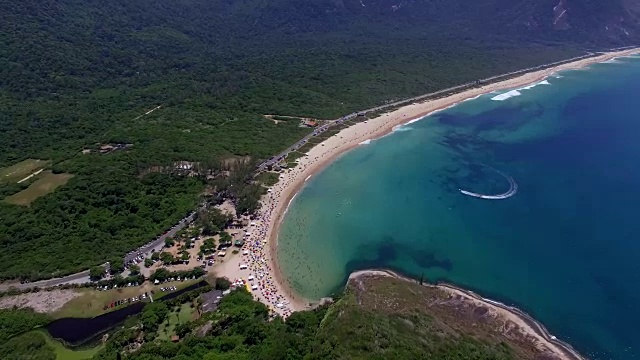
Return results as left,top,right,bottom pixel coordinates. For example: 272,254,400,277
46,280,208,345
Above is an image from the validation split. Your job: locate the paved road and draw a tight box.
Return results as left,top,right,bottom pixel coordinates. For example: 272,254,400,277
124,211,198,265
0,211,197,291
0,269,93,291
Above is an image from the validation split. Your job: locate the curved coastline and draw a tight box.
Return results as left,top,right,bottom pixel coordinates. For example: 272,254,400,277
348,269,585,360
226,48,640,318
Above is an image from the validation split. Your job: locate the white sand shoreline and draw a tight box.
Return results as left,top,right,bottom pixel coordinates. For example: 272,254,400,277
215,48,640,317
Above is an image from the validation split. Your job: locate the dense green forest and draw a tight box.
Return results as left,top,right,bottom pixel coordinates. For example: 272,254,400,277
0,308,51,342
0,0,636,279
2,331,57,360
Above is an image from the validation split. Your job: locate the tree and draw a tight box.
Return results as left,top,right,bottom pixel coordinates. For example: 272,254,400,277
191,267,205,278
215,277,232,290
160,252,175,265
151,252,160,261
109,258,124,275
89,266,105,281
201,238,216,253
200,208,232,235
150,268,171,282
129,264,140,276
181,252,190,262
113,275,125,287
175,322,193,338
165,238,175,248
220,231,232,245
140,302,168,332
0,309,51,342
144,258,154,268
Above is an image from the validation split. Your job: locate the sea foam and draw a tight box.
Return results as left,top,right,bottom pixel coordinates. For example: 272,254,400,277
359,139,371,145
392,124,413,132
406,117,425,125
492,80,551,101
393,126,413,133
519,80,551,91
491,90,522,101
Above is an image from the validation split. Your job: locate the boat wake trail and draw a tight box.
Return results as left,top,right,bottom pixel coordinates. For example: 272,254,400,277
459,166,517,200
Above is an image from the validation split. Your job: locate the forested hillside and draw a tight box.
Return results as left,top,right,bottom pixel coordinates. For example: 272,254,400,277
0,0,637,280
30,275,566,360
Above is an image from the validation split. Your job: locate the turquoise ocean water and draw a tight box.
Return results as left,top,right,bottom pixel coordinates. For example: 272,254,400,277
277,55,640,359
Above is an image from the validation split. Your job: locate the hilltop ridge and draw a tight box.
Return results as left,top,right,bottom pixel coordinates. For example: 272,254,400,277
342,271,584,360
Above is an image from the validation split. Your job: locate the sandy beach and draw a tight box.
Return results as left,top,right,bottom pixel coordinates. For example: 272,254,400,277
214,47,640,317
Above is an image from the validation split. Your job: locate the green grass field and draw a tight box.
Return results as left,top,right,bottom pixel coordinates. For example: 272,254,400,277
256,171,280,186
0,159,49,183
157,302,195,340
297,142,316,154
285,151,306,162
52,286,149,319
35,330,102,360
52,279,202,319
5,171,73,205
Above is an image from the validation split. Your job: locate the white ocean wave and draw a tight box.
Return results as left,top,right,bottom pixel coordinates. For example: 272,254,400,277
392,125,413,132
491,90,521,101
421,102,460,117
283,192,298,216
519,79,551,91
461,94,484,103
359,139,371,145
603,58,622,64
406,117,424,125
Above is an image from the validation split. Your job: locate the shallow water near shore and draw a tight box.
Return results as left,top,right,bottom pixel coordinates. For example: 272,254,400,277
277,56,640,359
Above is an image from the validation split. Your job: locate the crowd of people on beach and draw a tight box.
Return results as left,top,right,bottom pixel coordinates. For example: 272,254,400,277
235,183,301,318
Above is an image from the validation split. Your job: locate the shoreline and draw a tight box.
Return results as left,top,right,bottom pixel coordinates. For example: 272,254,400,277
348,269,585,360
215,47,640,317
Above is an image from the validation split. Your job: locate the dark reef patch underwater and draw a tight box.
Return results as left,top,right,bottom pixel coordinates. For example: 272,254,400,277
278,56,640,360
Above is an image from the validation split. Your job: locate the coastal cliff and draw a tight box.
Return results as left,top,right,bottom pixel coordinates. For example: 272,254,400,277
316,270,586,360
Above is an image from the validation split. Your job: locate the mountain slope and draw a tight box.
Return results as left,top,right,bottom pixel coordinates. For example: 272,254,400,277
209,0,640,43
309,273,580,359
